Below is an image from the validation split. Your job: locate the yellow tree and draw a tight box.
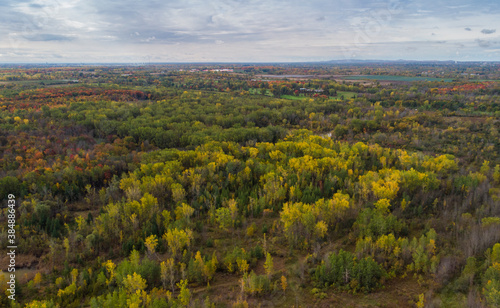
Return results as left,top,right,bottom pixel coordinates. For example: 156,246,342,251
171,183,186,204
264,253,273,279
177,279,191,307
161,258,176,293
280,201,304,245
175,203,195,223
130,249,141,270
71,268,78,285
237,258,249,274
33,272,42,289
374,198,391,214
103,260,116,285
24,300,55,308
194,251,205,282
372,171,400,200
281,275,287,294
75,215,86,233
227,199,239,226
493,164,500,183
162,210,172,229
216,206,233,231
163,228,193,258
315,221,328,238
416,293,425,308
123,272,147,294
63,237,70,260
492,243,500,263
145,234,158,256
204,252,218,281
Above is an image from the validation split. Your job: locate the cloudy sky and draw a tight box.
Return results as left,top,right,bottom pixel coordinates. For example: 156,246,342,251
0,0,499,63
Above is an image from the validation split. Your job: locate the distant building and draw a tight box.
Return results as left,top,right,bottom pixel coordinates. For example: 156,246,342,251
299,88,323,92
210,69,234,72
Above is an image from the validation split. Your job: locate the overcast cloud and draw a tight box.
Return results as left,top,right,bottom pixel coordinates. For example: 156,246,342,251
0,0,499,62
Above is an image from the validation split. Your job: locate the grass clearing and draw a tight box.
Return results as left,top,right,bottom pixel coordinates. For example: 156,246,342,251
334,91,357,99
249,88,272,96
0,79,79,86
342,75,454,82
280,95,308,100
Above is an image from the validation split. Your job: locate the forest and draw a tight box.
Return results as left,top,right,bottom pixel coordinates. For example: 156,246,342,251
0,62,499,307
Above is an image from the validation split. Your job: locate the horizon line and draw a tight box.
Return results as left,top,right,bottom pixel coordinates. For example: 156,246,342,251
1,59,500,66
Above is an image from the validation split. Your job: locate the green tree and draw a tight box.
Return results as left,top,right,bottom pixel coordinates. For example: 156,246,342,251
264,253,273,279
177,279,191,307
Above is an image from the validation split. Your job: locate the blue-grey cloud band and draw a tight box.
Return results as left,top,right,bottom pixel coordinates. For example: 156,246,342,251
2,0,500,62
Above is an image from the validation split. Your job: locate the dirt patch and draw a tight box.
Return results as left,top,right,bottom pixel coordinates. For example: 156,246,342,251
0,253,39,272
443,116,489,124
0,254,40,284
315,277,423,308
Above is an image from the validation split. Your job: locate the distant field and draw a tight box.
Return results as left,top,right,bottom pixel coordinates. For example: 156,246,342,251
249,88,272,95
280,91,357,100
334,91,357,99
0,79,79,85
280,94,308,100
342,75,454,82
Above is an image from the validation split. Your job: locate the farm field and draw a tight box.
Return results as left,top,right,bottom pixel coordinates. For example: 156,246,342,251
341,75,455,82
333,91,357,100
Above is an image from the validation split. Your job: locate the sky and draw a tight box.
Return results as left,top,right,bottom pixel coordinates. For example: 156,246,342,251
0,0,499,63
